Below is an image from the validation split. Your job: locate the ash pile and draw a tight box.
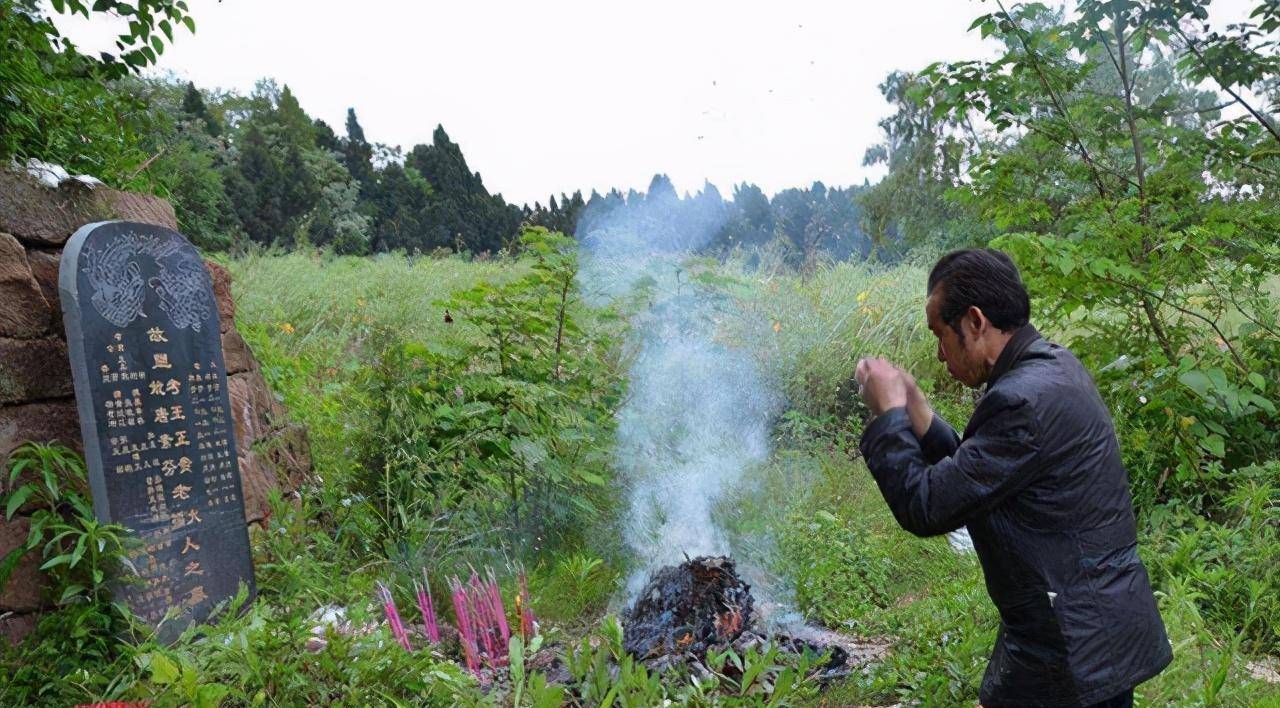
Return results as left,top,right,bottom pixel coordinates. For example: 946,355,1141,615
621,556,887,682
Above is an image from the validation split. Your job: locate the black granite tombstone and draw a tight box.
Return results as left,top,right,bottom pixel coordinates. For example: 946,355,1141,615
59,221,255,642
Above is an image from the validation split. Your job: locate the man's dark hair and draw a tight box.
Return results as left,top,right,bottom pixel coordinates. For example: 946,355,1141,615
927,249,1031,336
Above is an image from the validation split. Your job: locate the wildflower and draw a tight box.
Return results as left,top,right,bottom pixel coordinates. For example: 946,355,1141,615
280,322,295,334
1138,395,1148,404
772,321,781,333
856,290,869,303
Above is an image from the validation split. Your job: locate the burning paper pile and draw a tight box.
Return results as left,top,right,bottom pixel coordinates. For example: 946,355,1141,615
621,555,890,683
622,555,754,659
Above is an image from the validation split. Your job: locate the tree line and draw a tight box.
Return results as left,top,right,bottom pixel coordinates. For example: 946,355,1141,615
137,78,880,265
2,0,882,265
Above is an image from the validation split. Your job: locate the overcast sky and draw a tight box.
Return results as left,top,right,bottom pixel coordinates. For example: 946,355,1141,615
55,0,1257,206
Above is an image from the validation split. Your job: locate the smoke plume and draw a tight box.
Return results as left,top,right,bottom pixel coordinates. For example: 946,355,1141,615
575,189,783,596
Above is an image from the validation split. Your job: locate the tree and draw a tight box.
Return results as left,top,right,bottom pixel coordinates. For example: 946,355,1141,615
368,163,433,253
226,124,285,245
929,0,1280,504
858,70,987,251
180,81,220,137
343,108,376,194
405,125,522,254
23,0,198,79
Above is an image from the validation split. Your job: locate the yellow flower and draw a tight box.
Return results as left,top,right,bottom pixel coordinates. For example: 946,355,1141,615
772,321,782,334
281,322,295,334
856,290,869,303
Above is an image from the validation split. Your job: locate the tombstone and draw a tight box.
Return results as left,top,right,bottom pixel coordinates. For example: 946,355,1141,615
59,221,255,642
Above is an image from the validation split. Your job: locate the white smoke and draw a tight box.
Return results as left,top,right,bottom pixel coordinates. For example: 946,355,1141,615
575,194,783,597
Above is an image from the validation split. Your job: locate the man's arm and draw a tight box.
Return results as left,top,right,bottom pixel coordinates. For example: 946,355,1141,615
859,392,1040,537
918,415,961,465
902,372,960,465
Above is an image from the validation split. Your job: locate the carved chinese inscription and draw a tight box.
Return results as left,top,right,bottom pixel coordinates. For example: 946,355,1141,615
60,221,255,642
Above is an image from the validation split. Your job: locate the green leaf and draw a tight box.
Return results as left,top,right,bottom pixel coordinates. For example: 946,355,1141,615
1247,372,1266,391
196,683,230,708
740,652,769,693
70,532,88,567
58,583,86,604
39,554,73,571
181,664,198,697
1247,394,1276,415
5,485,35,519
7,457,31,486
1178,370,1212,399
148,653,181,685
0,547,28,592
1200,434,1226,458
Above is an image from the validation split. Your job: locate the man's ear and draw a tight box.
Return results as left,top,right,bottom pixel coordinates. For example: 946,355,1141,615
964,305,987,338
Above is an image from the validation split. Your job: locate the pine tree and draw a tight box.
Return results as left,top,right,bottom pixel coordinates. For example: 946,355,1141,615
272,85,316,148
404,124,521,254
180,81,220,137
313,119,342,154
228,124,285,245
343,108,376,193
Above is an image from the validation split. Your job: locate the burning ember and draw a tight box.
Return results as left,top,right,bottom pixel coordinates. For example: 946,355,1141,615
622,555,754,659
622,555,890,683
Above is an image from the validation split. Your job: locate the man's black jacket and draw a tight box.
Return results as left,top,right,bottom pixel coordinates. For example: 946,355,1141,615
859,326,1171,707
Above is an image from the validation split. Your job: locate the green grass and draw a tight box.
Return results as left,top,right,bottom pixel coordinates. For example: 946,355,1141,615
225,251,522,480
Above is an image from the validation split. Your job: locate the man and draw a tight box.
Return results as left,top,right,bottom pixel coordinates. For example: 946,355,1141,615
855,249,1171,708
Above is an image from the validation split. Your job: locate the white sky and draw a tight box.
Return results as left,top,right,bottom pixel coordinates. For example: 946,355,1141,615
54,0,1258,206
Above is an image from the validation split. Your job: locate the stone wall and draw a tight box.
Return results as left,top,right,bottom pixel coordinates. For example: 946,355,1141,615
0,166,311,643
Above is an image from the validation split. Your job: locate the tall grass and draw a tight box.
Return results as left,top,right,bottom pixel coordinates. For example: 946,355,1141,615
227,250,519,363
225,251,521,480
720,254,974,429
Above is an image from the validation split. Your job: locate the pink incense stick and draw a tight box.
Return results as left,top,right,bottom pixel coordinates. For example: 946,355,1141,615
450,577,481,674
416,571,440,643
487,568,511,647
377,582,412,652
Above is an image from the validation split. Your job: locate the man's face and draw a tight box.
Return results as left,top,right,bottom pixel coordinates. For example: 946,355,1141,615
926,289,984,388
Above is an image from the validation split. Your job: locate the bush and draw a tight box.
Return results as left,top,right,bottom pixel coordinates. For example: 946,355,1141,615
1143,461,1280,656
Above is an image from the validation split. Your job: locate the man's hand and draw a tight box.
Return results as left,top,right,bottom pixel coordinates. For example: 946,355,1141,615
900,370,934,439
855,357,909,416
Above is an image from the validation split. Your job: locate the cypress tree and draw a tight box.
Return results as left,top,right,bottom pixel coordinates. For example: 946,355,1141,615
343,108,376,193
230,124,285,245
180,81,220,137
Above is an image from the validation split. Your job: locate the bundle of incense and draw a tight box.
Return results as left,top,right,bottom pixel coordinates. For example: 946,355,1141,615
376,582,412,651
486,568,512,649
415,571,440,643
467,572,499,663
449,576,482,674
516,570,536,641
